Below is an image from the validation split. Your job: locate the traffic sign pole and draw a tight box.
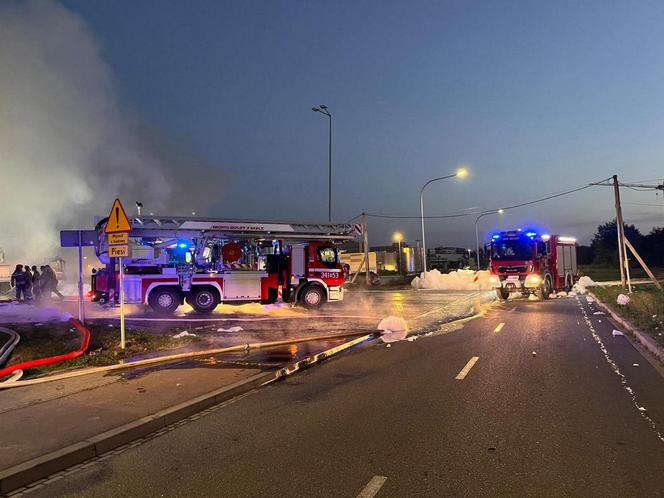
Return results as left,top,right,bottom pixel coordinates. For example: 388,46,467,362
119,256,125,349
104,198,131,350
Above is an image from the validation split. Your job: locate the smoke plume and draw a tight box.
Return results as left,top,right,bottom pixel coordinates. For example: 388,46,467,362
0,0,173,262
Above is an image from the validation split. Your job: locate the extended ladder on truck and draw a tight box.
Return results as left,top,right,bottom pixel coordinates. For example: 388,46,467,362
91,216,357,314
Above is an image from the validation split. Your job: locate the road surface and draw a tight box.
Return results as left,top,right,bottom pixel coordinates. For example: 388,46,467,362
21,294,664,497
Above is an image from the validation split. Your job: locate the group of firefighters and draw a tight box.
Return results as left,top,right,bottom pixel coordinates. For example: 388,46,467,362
9,264,63,302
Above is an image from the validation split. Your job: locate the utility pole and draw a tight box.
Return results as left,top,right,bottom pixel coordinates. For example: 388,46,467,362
363,213,370,285
612,175,631,291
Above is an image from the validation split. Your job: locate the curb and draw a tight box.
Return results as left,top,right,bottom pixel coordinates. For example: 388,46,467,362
588,291,664,364
0,334,374,495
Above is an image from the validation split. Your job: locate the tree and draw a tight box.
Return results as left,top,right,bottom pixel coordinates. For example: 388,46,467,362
590,220,643,265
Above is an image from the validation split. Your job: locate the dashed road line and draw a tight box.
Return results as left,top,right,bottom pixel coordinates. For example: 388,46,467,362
455,356,479,380
356,476,388,498
494,322,505,333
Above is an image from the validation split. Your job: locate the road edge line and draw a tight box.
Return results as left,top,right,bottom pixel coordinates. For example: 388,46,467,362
0,334,374,495
588,292,664,372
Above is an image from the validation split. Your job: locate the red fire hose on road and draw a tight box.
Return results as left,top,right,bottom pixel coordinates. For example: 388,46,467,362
0,318,90,380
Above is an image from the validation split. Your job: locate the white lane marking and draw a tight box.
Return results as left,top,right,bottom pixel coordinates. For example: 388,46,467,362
357,476,388,498
509,307,517,312
494,322,505,333
455,356,480,380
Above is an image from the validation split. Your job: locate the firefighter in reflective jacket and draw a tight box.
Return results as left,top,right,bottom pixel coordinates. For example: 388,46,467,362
10,264,27,301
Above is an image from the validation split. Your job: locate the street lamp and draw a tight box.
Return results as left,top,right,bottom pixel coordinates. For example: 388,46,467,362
475,208,504,269
393,232,403,278
312,105,332,222
419,167,468,272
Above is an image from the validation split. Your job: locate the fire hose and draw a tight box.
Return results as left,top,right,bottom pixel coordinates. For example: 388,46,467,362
0,330,374,388
0,318,90,380
0,326,21,366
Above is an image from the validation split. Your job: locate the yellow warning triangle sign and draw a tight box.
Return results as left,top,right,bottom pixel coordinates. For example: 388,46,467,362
104,198,132,233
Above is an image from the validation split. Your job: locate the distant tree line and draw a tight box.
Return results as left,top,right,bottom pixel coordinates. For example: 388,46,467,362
578,220,664,267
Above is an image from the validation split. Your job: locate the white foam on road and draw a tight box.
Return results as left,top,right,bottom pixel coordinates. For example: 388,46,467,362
411,269,493,291
377,316,408,343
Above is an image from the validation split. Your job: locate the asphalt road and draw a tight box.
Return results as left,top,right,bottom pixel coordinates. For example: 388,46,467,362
23,294,664,497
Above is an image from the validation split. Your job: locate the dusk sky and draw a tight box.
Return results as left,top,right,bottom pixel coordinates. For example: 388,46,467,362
55,1,664,246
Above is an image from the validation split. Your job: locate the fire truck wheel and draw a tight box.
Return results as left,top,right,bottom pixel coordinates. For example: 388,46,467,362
538,276,552,300
497,287,510,301
300,285,326,309
148,287,180,315
188,287,220,313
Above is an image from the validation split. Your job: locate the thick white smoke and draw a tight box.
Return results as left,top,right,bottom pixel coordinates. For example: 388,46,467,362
0,0,172,263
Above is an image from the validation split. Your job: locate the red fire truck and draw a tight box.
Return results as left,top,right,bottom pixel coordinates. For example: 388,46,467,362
90,216,355,314
487,230,578,300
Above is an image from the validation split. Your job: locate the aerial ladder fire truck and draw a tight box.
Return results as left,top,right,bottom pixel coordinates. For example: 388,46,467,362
487,229,578,300
90,216,356,314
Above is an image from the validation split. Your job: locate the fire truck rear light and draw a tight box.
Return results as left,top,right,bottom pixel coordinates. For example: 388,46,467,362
541,234,551,241
558,236,576,243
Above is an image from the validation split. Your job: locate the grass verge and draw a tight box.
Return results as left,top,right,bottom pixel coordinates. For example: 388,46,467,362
4,323,200,376
591,285,664,348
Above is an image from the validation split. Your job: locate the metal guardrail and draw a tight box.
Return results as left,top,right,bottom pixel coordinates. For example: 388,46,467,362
0,327,20,367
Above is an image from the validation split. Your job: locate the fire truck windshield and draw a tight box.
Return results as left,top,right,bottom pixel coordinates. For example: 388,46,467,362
491,240,533,261
317,246,338,268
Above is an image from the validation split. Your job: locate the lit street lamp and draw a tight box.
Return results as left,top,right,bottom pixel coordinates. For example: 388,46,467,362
312,105,332,222
475,208,504,269
419,167,468,272
393,232,403,278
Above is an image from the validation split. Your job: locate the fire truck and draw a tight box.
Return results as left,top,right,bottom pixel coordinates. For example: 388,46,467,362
487,230,578,300
90,216,355,314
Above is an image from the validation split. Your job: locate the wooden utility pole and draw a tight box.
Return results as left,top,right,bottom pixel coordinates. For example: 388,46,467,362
612,175,628,289
363,213,370,285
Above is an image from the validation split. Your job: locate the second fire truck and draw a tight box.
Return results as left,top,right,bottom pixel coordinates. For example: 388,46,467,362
487,229,578,300
90,217,355,314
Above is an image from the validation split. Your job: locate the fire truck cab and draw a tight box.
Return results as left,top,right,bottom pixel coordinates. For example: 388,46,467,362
487,230,578,300
90,217,355,315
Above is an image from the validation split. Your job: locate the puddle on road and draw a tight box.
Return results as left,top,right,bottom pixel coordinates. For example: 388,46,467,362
120,338,349,380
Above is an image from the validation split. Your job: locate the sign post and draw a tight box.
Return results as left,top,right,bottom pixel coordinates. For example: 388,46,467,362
104,198,132,349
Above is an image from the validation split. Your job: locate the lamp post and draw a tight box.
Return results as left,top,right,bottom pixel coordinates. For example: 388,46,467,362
312,105,332,222
419,167,468,273
475,208,504,269
393,232,403,278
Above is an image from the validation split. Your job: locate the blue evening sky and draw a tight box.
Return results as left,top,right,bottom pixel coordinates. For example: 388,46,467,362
62,0,664,246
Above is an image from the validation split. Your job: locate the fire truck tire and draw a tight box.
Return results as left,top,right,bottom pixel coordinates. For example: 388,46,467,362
300,285,326,309
188,287,220,313
148,287,180,315
537,275,552,300
497,287,510,301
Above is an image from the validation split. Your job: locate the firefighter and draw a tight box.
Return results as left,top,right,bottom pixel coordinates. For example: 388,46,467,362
31,265,41,300
42,265,64,299
23,264,34,300
10,265,27,301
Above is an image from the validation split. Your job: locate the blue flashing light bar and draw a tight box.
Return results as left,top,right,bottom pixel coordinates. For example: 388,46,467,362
525,231,537,238
492,234,501,240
